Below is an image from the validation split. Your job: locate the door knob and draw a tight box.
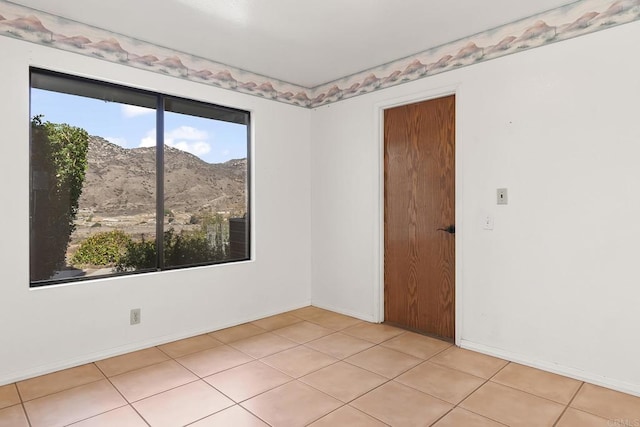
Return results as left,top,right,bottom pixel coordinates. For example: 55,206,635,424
437,225,455,234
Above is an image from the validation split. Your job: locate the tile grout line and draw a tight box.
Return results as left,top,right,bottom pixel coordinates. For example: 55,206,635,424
486,372,586,408
238,401,281,427
487,360,512,380
298,403,355,426
218,336,405,405
317,337,458,426
260,351,342,380
19,375,106,404
315,329,409,362
341,336,508,427
447,405,511,427
233,376,298,405
92,361,152,427
328,324,626,426
16,362,122,427
226,332,299,358
106,368,200,406
1,313,400,426
450,360,584,427
423,342,455,361
173,330,341,381
148,342,273,427
15,364,107,403
442,361,512,426
552,382,587,426
4,314,411,425
224,325,407,424
301,402,348,427
20,402,33,427
196,310,369,425
398,357,508,426
165,340,329,416
173,346,257,378
105,374,244,426
172,383,235,427
12,382,25,404
427,406,456,426
15,309,628,427
184,355,293,407
343,377,395,424
127,403,152,427
10,382,34,427
298,370,383,407
301,318,364,331
289,327,457,399
319,398,397,427
95,347,172,377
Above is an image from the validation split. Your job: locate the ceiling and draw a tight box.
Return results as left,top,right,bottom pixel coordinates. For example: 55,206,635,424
11,0,577,87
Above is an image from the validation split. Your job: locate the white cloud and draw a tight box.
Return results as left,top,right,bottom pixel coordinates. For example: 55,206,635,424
122,105,154,118
166,126,208,141
173,140,211,156
139,126,212,158
139,130,156,147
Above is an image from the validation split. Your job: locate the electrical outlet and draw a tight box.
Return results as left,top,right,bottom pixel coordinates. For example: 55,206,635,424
130,308,141,325
497,188,508,205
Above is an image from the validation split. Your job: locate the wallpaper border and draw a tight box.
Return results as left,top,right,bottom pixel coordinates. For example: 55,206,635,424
1,0,638,108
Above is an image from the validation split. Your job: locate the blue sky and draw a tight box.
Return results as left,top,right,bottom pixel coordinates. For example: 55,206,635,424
31,89,247,164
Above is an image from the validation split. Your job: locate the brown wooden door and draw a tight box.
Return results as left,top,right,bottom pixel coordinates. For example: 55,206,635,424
384,95,455,339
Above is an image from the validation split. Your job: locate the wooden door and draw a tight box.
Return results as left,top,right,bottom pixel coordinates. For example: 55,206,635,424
384,95,455,339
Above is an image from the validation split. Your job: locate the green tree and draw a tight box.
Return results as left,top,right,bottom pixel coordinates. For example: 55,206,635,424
115,219,231,272
115,236,156,272
71,230,131,266
30,116,89,283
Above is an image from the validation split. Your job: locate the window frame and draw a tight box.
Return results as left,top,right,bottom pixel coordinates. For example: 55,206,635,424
29,67,252,287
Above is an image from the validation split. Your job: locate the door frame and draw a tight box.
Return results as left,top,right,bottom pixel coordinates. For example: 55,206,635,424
373,83,464,346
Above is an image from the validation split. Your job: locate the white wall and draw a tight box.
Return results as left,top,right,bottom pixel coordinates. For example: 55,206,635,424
0,36,312,384
310,21,640,395
2,19,639,397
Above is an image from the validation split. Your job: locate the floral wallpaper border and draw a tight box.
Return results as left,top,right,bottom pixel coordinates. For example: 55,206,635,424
1,0,639,108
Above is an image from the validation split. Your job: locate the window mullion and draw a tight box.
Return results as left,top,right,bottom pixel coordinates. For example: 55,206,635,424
156,95,165,270
29,68,250,286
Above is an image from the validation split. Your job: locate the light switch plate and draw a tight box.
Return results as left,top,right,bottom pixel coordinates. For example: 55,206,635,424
497,188,508,205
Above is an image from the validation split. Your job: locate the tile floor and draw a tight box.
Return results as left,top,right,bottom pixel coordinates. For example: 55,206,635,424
1,306,639,426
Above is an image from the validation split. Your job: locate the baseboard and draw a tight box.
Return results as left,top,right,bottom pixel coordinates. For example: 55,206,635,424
460,339,640,398
310,301,376,323
0,301,311,386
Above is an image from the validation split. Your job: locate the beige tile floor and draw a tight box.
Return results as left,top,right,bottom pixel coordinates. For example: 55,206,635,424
1,306,639,426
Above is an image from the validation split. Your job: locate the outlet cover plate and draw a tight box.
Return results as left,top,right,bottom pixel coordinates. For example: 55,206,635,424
497,188,508,205
130,308,141,325
483,215,494,230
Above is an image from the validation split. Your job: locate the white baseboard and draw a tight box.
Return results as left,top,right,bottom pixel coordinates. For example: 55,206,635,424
0,301,311,386
460,339,640,398
310,301,376,323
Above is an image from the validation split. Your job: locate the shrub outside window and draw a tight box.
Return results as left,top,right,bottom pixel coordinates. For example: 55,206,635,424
29,68,250,287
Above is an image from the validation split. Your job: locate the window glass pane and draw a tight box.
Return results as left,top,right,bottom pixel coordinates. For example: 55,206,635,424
30,69,251,287
31,72,157,110
30,80,157,285
163,107,249,268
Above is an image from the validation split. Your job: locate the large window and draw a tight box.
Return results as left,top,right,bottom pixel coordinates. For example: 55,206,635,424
29,68,250,287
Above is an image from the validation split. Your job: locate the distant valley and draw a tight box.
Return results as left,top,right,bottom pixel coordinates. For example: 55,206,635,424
79,136,247,216
71,136,247,245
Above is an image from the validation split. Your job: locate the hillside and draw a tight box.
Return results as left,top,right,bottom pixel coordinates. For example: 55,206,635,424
78,136,247,216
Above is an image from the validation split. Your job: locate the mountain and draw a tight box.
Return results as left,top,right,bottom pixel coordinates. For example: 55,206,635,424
78,136,247,216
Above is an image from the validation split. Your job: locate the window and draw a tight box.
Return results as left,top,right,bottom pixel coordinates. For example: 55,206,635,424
29,68,250,287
